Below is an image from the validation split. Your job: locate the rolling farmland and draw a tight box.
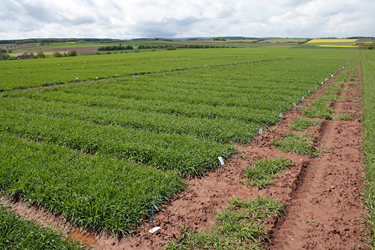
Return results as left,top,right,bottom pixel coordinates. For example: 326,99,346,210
0,47,359,245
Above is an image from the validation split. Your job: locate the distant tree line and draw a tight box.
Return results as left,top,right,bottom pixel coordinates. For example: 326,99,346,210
348,36,375,40
15,39,39,45
212,37,226,41
0,38,129,45
97,45,133,51
52,50,79,57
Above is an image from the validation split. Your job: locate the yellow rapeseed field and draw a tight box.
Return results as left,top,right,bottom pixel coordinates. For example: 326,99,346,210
317,45,356,48
307,39,357,44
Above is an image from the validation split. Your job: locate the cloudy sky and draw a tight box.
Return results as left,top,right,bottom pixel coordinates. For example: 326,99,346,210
0,0,374,40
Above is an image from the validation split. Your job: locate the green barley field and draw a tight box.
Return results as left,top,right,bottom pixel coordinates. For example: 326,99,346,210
0,47,360,243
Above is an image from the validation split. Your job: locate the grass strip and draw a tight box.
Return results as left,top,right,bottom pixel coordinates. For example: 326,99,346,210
336,111,354,121
0,204,85,250
290,118,320,131
302,99,334,119
245,157,293,188
361,51,375,247
272,132,318,156
166,197,284,250
0,133,185,235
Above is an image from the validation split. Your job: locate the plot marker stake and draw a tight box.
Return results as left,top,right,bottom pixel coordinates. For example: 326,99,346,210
218,156,225,175
149,201,160,233
279,113,282,126
293,102,296,115
258,128,262,145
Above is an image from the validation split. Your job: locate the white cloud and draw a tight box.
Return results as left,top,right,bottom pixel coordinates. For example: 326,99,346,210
0,0,374,39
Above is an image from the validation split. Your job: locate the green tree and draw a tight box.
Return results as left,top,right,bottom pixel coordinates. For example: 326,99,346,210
67,50,78,56
36,51,46,58
0,50,10,60
52,52,63,57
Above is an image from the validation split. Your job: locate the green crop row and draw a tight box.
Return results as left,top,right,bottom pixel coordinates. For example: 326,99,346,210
361,50,375,247
2,57,349,128
0,204,85,250
2,89,280,124
0,97,261,144
0,133,185,235
0,110,236,176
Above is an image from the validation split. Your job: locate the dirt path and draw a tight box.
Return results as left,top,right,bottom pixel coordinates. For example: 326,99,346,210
1,62,368,249
269,62,367,249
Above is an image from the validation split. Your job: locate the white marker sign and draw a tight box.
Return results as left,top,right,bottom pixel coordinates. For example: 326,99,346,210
218,156,225,166
149,227,160,233
258,128,262,144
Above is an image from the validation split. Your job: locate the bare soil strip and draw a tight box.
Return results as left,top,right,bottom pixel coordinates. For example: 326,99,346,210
1,62,368,249
16,47,100,53
269,63,367,249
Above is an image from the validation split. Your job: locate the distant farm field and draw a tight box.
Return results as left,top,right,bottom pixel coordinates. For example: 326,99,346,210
305,39,361,48
0,47,357,236
307,39,357,44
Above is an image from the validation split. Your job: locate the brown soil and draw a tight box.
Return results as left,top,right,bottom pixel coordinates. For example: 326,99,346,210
268,62,367,249
146,42,299,46
16,47,99,53
1,61,368,249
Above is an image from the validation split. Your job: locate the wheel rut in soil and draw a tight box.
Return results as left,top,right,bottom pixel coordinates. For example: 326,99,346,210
269,62,367,249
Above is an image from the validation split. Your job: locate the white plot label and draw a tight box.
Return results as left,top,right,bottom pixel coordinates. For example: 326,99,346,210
218,156,225,166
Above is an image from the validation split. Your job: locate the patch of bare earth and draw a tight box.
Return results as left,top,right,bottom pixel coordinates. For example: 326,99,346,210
1,62,368,249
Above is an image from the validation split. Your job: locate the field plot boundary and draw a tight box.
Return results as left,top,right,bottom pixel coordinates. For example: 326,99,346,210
0,48,363,249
